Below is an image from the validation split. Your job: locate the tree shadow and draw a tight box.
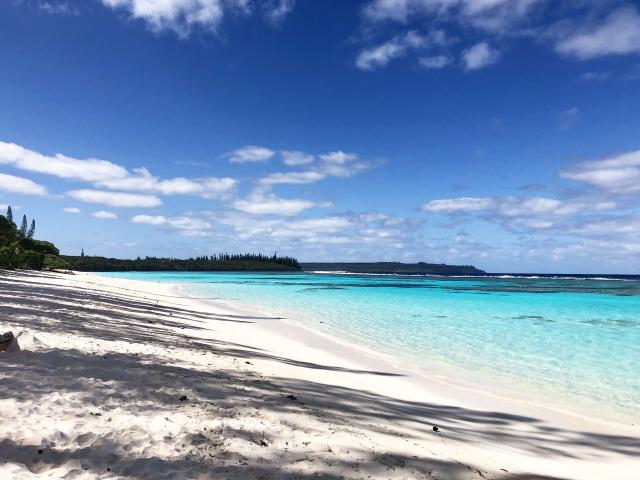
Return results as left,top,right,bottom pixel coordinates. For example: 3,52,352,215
0,270,637,479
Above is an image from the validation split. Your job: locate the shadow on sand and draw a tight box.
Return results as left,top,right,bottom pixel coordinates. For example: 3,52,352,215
0,270,637,479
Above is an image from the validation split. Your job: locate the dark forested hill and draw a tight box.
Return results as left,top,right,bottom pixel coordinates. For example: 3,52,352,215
301,262,485,275
62,254,301,272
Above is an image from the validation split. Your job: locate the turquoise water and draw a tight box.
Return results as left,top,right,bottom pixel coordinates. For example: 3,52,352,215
101,271,640,423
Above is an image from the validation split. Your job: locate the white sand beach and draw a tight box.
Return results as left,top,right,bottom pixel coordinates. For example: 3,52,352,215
1,270,638,480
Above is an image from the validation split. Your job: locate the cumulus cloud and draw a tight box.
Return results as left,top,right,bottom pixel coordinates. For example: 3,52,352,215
422,194,618,232
421,197,494,213
359,1,640,72
356,30,447,70
263,0,295,25
233,193,330,216
224,145,275,163
99,0,295,37
67,189,162,208
207,210,419,252
92,210,118,220
0,141,127,183
418,54,451,69
63,207,81,214
560,150,640,194
254,148,373,191
558,107,580,130
462,42,500,70
131,214,211,236
97,167,237,199
280,150,314,166
363,0,542,30
1,140,237,201
0,173,48,196
101,0,225,37
259,171,326,186
555,7,640,59
39,1,80,15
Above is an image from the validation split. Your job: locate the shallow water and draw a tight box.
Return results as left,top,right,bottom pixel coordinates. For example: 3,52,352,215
101,271,640,424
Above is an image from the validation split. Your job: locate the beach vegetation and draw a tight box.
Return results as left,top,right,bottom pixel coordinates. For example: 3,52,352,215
62,253,301,272
1,204,301,272
0,206,68,270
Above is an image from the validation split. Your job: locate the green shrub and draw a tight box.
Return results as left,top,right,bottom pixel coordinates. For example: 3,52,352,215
19,238,59,256
23,250,44,269
43,254,71,271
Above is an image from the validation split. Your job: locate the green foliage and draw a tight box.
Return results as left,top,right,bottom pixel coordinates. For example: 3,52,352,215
23,250,44,269
19,237,60,256
27,219,36,238
0,246,20,269
0,215,18,244
19,215,27,237
63,253,301,272
43,254,71,271
1,208,60,271
1,206,300,273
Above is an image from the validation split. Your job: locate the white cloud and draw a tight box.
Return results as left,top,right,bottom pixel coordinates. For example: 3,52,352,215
92,210,118,220
264,0,295,24
360,2,640,73
0,141,237,200
101,0,295,37
580,72,610,82
233,193,330,216
555,7,640,60
317,151,371,177
225,145,275,163
68,189,162,208
560,150,640,194
0,141,128,183
356,30,426,70
363,0,542,31
0,173,48,196
319,151,358,164
95,167,237,198
63,207,81,214
39,1,80,15
356,30,447,70
101,0,225,37
280,150,314,166
462,42,500,70
259,170,326,186
131,214,211,236
558,107,580,130
422,197,494,212
418,54,451,69
131,215,167,225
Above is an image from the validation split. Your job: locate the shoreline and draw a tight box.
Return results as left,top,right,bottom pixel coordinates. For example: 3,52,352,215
1,270,639,479
166,277,640,435
171,278,637,435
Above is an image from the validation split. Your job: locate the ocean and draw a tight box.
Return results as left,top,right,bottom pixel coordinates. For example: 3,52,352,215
100,271,640,424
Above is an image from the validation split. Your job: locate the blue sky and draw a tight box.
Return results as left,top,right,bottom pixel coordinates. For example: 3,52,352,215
1,0,640,273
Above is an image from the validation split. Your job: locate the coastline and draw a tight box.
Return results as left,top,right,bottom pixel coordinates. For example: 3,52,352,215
172,278,638,433
1,270,638,479
170,275,638,429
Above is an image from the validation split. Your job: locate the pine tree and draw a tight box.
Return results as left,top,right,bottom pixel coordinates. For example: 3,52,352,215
81,248,85,258
6,205,12,222
27,219,36,238
19,215,27,236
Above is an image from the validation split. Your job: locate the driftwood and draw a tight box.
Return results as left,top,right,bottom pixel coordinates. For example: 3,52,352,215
0,331,20,353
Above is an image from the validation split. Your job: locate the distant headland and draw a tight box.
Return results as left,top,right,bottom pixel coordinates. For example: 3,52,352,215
301,262,486,276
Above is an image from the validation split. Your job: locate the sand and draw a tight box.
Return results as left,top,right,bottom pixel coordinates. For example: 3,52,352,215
0,270,638,480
